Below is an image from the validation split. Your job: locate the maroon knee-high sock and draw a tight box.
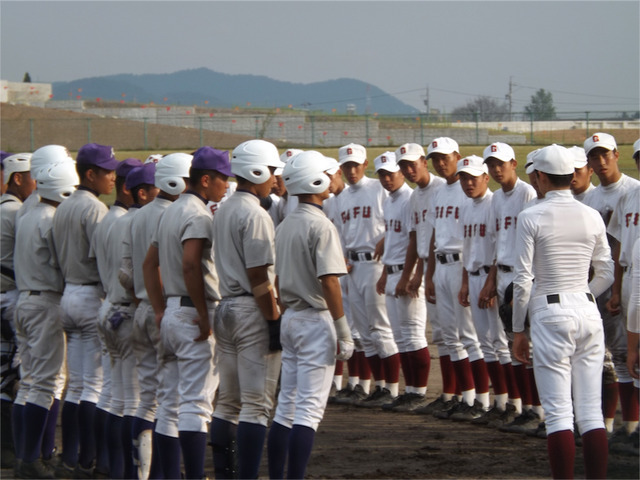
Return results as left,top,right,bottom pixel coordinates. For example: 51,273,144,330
439,355,456,395
618,381,640,422
470,359,490,394
347,352,359,378
602,382,618,419
334,360,344,377
382,353,400,384
514,364,532,405
410,347,431,389
451,358,475,393
357,351,372,380
527,367,541,406
366,355,383,382
547,430,575,479
485,361,508,395
503,362,521,399
581,428,608,479
399,352,412,388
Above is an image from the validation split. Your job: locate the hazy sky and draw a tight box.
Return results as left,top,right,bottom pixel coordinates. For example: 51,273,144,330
1,0,638,114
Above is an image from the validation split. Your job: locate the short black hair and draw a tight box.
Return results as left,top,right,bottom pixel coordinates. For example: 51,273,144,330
76,164,107,182
189,168,227,187
543,172,574,187
131,184,154,204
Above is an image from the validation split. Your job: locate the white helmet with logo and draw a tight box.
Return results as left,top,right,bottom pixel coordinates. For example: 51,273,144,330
155,152,193,195
231,140,285,185
282,150,337,195
37,161,79,203
31,145,74,182
3,153,32,185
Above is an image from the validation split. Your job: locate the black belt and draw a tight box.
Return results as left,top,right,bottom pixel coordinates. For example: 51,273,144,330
81,282,99,286
1,265,15,280
113,302,131,307
28,291,41,296
348,251,374,262
180,296,195,308
497,264,513,273
436,253,460,264
547,293,595,304
386,265,404,274
469,266,491,276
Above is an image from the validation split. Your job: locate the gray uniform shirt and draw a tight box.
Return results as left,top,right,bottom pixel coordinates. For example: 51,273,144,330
275,203,347,311
91,204,128,290
52,189,108,285
213,191,276,298
105,207,139,304
152,192,220,301
0,193,22,291
14,202,64,293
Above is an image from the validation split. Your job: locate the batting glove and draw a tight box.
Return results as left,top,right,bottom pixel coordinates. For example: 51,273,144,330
334,315,354,361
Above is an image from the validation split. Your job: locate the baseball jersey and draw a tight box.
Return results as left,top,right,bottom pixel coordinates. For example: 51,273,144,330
152,192,220,301
607,185,640,268
460,189,495,273
628,238,640,334
207,181,237,217
14,202,63,293
583,174,640,227
490,179,537,267
14,192,40,229
0,193,22,291
427,180,469,255
336,176,387,252
52,188,109,285
212,191,276,298
410,175,445,259
275,203,347,311
105,207,140,304
573,183,596,203
91,202,128,291
126,197,173,302
277,194,298,221
512,190,613,333
381,183,414,266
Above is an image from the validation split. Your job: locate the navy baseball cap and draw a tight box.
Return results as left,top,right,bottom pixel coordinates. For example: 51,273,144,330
76,143,119,171
116,157,143,178
192,146,233,177
125,163,156,190
0,151,10,166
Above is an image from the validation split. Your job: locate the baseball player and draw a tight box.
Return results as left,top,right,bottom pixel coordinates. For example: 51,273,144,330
1,153,35,474
568,146,595,201
393,143,448,416
274,148,303,222
373,151,430,412
481,142,538,429
512,144,613,479
456,155,516,424
51,143,118,477
207,179,237,217
424,138,489,420
267,150,354,479
582,132,640,437
123,152,193,480
209,140,284,479
323,163,371,404
0,151,8,194
12,161,78,479
625,237,640,385
144,146,229,480
336,143,400,408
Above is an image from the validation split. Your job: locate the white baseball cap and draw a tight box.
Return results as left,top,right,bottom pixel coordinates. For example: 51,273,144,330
276,148,304,175
483,142,515,163
584,132,617,155
395,143,425,162
145,154,162,164
568,146,587,169
374,152,399,173
338,143,366,165
532,144,574,175
325,156,340,175
427,137,459,158
3,153,32,184
456,155,487,176
525,149,540,175
633,139,640,160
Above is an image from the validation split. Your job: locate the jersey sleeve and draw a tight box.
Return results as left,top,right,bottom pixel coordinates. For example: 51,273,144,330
243,212,276,269
512,210,537,333
314,221,348,278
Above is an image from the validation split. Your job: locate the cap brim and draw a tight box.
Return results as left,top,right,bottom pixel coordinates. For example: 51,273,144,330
339,157,365,165
456,167,485,176
525,164,535,175
397,154,421,162
100,158,120,171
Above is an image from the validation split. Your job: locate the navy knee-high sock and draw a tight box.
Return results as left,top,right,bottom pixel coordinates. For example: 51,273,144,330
179,431,207,480
267,421,291,479
287,425,315,480
41,399,60,460
11,403,25,461
131,417,154,477
78,400,97,469
60,401,79,466
210,418,237,480
22,403,49,462
122,415,135,479
154,432,181,480
236,421,267,480
94,407,110,475
108,414,124,479
149,421,163,480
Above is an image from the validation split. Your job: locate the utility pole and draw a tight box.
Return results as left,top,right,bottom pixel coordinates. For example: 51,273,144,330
505,77,514,121
423,85,430,116
365,84,371,115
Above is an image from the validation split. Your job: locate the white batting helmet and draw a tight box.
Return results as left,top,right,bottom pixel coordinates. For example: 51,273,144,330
155,152,193,195
3,153,32,185
231,140,285,185
282,150,336,195
31,145,74,182
276,148,304,175
37,161,79,203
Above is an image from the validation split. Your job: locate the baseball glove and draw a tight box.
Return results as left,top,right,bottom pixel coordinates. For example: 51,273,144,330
499,282,529,333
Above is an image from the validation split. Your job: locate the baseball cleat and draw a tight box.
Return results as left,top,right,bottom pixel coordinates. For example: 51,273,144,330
333,384,368,405
498,409,540,433
433,397,460,419
18,458,55,479
356,386,395,408
485,403,518,428
471,404,505,426
52,457,75,479
381,392,415,411
391,393,430,413
450,400,486,422
525,421,547,439
414,395,449,415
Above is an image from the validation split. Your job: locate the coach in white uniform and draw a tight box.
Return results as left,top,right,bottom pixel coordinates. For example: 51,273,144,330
512,144,613,479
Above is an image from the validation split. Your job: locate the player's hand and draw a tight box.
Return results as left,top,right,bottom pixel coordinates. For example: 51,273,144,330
345,259,353,274
478,284,496,310
334,316,354,361
376,274,386,296
374,239,384,261
458,285,470,307
267,318,283,351
394,277,409,297
512,332,531,365
407,275,422,298
193,317,212,342
627,349,639,380
605,293,621,316
425,279,436,304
